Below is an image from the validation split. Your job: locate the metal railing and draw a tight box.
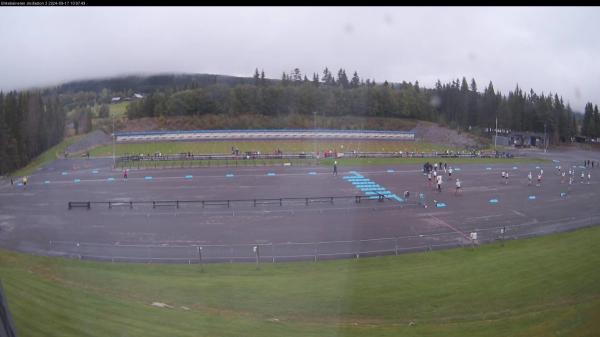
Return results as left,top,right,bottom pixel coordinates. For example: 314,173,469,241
44,214,598,264
68,194,391,210
113,151,517,169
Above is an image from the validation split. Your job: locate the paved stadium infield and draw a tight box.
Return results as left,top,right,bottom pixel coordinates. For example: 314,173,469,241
1,149,599,262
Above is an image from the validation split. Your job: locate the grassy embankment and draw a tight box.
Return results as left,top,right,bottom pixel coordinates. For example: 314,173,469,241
8,135,84,178
1,226,599,337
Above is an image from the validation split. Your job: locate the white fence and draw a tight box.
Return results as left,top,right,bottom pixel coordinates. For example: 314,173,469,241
115,129,416,142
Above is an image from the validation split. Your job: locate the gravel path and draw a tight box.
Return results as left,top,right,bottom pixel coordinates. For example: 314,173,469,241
412,121,477,148
66,130,112,154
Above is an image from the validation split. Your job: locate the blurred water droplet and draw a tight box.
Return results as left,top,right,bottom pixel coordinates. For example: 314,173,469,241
468,52,476,62
384,14,393,25
430,95,441,108
344,23,354,34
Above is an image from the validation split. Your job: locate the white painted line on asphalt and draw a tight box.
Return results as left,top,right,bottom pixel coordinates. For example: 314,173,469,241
512,210,526,217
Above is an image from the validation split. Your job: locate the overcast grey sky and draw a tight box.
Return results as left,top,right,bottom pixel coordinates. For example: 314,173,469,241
1,6,599,111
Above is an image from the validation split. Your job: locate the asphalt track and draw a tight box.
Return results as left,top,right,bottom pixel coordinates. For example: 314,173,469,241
1,148,599,263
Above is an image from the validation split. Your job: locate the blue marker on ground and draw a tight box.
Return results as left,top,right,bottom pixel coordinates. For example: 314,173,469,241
107,177,115,181
73,179,81,183
489,198,499,204
226,173,234,177
144,176,153,180
528,195,536,200
185,175,193,179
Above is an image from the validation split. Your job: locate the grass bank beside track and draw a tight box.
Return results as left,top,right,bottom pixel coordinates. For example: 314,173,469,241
8,135,84,178
2,225,599,337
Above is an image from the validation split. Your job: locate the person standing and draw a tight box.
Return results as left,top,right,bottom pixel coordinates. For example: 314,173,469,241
333,161,338,176
528,171,533,186
436,174,443,193
561,171,566,184
587,171,591,184
504,171,509,185
455,178,461,196
448,167,453,180
537,173,542,187
581,171,585,184
123,169,128,180
501,171,506,184
427,171,432,188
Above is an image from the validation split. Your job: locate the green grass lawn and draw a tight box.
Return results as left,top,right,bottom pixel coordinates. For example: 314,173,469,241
320,156,548,166
2,226,599,337
91,140,465,157
8,135,84,178
68,102,130,120
107,101,130,118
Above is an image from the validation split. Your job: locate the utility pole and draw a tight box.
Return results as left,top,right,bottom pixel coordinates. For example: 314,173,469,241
494,117,498,151
544,122,547,153
112,114,116,168
313,111,317,161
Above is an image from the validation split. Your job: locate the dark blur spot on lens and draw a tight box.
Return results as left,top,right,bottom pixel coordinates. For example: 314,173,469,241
384,14,393,25
344,23,354,34
430,95,441,108
468,52,476,62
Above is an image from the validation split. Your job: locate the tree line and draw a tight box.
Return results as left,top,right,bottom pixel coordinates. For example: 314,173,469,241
581,102,600,138
126,67,592,143
0,91,65,176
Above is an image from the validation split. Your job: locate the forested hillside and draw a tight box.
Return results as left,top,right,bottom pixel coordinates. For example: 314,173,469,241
122,69,596,144
0,91,65,175
2,69,600,176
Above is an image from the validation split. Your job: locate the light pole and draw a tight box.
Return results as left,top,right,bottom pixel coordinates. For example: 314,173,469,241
112,114,116,168
313,111,317,160
544,122,548,153
494,116,498,152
